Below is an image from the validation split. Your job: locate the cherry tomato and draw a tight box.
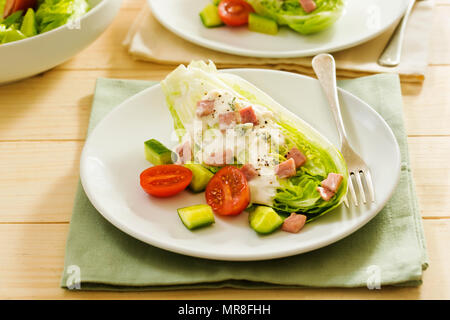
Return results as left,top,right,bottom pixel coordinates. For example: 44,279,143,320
3,0,36,18
218,0,254,27
140,165,192,198
205,166,250,215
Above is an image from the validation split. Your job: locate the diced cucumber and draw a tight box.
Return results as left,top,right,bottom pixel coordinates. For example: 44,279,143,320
144,139,174,165
1,28,26,44
212,0,221,5
248,13,278,35
177,204,215,230
20,8,37,37
183,163,214,193
249,206,283,234
199,3,224,28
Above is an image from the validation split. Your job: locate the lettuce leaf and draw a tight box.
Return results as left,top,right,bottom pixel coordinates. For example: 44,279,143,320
246,0,344,35
35,0,89,33
161,61,348,221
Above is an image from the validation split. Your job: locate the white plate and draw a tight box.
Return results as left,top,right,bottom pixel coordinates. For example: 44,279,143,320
80,69,401,261
148,0,409,58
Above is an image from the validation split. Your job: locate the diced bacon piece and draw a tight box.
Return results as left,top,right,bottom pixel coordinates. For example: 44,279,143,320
196,99,215,117
281,213,307,233
275,158,296,179
219,112,239,131
239,106,259,126
204,148,234,167
286,147,307,168
240,163,258,181
299,0,317,13
175,140,192,164
317,186,335,201
321,173,343,194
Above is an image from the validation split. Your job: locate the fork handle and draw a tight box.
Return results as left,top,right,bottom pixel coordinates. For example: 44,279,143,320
311,53,349,148
378,0,416,67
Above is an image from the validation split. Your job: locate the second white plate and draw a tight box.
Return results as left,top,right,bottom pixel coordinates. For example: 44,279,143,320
80,68,401,261
148,0,409,58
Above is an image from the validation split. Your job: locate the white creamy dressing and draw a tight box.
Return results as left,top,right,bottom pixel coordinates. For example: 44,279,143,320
190,89,286,206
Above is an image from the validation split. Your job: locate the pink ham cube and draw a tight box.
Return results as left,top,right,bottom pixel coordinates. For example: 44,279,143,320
196,99,215,117
219,112,239,131
275,158,296,179
240,163,258,181
321,173,343,194
286,147,307,168
239,106,259,126
175,140,192,164
204,148,234,167
281,213,307,233
317,186,335,201
299,0,316,13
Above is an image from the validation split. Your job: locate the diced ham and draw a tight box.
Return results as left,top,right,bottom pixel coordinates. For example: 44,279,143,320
299,0,317,13
321,173,343,194
275,158,296,179
204,148,234,167
175,140,192,164
219,112,239,131
239,106,259,126
286,147,307,168
316,173,343,201
196,99,215,117
240,163,258,181
281,213,307,233
317,186,335,201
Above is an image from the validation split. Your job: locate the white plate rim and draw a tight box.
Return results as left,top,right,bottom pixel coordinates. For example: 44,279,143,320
147,0,409,58
80,68,401,261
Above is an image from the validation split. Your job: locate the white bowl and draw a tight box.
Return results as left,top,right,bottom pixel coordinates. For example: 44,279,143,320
0,0,123,84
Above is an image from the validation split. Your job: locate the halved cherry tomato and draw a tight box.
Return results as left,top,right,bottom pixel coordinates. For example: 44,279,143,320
140,165,192,198
205,166,250,215
218,0,254,27
3,0,36,18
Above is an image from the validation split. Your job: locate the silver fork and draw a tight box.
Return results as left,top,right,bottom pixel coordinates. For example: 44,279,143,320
377,0,419,67
311,53,375,206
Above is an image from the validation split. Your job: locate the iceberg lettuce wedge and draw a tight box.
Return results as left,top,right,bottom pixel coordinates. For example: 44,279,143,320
161,61,348,221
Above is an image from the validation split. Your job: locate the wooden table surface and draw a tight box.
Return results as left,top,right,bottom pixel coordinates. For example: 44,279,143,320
0,0,449,300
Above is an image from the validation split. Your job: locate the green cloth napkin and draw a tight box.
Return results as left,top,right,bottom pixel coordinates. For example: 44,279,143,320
60,74,428,290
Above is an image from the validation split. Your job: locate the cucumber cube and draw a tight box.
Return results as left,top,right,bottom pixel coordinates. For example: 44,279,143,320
249,206,283,234
200,3,224,28
183,163,214,193
144,139,174,165
178,204,215,230
248,13,278,35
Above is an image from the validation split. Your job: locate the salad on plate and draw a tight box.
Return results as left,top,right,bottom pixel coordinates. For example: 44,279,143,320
199,0,344,35
0,0,90,44
140,60,348,235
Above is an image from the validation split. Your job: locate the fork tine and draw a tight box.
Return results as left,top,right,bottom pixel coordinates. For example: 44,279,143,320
363,169,375,203
354,171,367,204
343,195,349,208
347,174,358,206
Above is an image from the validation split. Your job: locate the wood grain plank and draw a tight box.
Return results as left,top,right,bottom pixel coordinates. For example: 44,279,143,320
0,137,448,222
0,141,82,222
0,220,447,299
408,136,450,217
0,68,172,141
429,5,450,65
55,6,150,71
401,66,450,136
